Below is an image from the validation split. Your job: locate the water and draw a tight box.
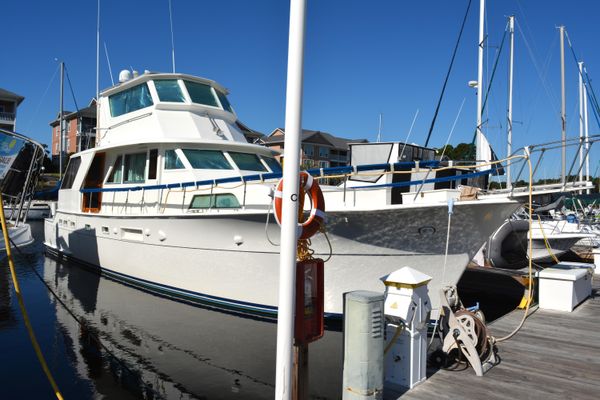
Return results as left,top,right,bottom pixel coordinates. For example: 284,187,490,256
0,222,343,399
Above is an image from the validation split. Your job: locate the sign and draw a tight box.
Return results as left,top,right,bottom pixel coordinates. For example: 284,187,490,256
0,132,25,180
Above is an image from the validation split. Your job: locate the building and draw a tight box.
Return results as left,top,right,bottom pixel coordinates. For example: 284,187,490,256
236,120,264,143
0,88,25,132
50,99,97,164
261,128,368,168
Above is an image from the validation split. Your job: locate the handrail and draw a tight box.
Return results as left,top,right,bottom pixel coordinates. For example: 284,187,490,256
80,159,471,194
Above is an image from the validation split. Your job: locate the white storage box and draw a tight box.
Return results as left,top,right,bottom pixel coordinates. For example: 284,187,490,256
538,266,592,312
592,248,600,275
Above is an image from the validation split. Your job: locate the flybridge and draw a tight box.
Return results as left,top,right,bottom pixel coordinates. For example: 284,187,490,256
96,71,246,146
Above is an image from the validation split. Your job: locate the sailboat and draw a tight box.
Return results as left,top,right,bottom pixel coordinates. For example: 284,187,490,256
0,128,45,252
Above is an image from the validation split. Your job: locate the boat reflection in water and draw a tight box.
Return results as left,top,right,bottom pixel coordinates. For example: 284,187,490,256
44,255,343,399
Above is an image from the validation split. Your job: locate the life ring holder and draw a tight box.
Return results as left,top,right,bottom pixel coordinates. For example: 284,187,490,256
274,171,325,240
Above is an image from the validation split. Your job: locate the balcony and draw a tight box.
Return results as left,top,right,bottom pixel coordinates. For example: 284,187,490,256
0,112,15,122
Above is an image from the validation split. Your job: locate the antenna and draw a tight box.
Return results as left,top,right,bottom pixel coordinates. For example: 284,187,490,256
103,42,115,86
376,113,383,142
168,0,176,73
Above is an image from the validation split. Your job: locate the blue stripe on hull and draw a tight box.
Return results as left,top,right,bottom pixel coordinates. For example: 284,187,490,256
44,245,343,323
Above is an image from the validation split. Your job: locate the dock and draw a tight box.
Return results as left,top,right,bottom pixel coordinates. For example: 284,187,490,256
386,279,600,400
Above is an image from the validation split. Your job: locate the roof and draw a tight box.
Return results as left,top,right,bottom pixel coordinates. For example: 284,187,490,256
0,88,25,105
49,99,97,126
263,128,368,150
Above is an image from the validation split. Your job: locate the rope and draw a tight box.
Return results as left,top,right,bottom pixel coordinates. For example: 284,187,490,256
0,194,64,400
495,148,534,342
535,215,561,264
424,0,472,147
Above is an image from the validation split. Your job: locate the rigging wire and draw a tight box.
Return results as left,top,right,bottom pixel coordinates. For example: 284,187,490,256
25,63,60,133
64,64,80,113
423,0,472,148
564,30,600,130
470,23,508,144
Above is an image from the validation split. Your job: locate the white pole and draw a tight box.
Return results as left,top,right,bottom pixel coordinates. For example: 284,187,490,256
560,26,566,185
96,0,101,147
168,0,176,73
59,61,64,179
377,113,383,142
506,15,515,189
584,65,590,193
579,61,584,184
475,0,490,166
275,0,306,399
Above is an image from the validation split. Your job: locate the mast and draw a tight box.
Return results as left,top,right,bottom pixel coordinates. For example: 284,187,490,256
578,61,584,184
584,66,590,193
59,61,65,179
560,25,566,185
475,0,491,166
96,0,101,147
377,113,383,142
506,15,515,189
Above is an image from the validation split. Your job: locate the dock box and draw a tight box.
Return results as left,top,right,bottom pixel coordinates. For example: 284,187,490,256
538,267,592,312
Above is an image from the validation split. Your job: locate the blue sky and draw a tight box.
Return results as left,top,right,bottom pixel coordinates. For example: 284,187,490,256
3,0,600,180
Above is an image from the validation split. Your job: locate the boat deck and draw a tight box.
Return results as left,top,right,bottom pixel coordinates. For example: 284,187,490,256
386,277,600,400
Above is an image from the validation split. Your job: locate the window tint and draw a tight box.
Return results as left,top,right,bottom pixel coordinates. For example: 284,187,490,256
61,157,81,189
148,149,158,179
182,149,232,170
109,83,153,117
106,156,123,183
216,90,233,112
124,153,146,183
164,150,184,169
154,79,185,102
229,152,267,171
263,157,282,173
184,81,218,107
189,194,240,209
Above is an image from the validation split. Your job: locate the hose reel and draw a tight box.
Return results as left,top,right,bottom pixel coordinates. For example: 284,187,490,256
430,286,498,376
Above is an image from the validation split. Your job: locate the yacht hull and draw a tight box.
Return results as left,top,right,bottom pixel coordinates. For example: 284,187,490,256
44,200,518,318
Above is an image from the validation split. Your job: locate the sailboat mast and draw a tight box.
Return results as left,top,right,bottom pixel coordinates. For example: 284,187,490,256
59,61,65,179
560,25,566,185
584,66,590,193
506,15,515,189
475,0,490,165
579,61,584,184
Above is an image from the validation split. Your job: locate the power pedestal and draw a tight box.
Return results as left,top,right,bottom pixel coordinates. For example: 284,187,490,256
382,267,432,391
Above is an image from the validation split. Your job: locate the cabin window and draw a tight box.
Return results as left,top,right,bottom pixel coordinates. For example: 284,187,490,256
109,83,153,117
215,90,233,113
262,157,282,173
184,81,219,107
182,149,232,170
154,79,186,103
164,150,185,169
189,194,240,209
228,152,267,171
123,152,146,183
148,149,158,179
61,156,81,189
106,156,123,183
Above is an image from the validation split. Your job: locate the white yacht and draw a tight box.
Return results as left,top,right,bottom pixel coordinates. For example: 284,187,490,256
43,71,519,319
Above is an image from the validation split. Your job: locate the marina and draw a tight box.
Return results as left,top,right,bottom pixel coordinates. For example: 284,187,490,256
3,0,600,399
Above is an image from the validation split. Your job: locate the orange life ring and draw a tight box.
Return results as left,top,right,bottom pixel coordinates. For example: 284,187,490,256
274,171,325,240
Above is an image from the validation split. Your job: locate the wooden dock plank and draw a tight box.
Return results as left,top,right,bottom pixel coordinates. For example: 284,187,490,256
388,278,600,400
